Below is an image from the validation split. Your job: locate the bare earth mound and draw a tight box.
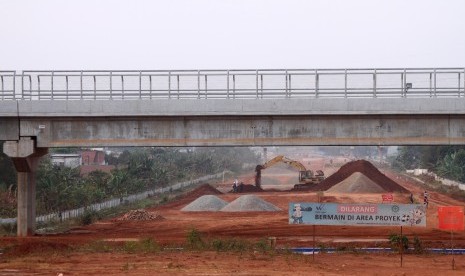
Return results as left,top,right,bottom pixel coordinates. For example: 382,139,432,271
188,184,223,197
181,195,229,211
326,172,385,193
312,160,409,193
220,195,281,212
117,209,165,221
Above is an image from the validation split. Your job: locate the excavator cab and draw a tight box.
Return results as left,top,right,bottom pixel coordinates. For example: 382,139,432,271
299,170,320,184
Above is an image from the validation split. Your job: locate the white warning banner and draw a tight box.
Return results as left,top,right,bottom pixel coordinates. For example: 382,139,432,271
289,203,426,227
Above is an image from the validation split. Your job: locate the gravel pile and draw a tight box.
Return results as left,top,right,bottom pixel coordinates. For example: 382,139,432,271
326,172,385,193
181,195,229,211
117,209,165,221
220,195,281,212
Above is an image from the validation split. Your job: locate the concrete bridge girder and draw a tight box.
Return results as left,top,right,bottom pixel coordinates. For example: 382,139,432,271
15,115,465,147
0,118,19,141
2,98,465,147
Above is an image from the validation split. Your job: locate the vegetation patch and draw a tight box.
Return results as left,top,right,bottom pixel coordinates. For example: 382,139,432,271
388,233,409,252
186,228,205,250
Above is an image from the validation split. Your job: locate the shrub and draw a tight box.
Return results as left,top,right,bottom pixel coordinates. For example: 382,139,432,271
160,195,168,204
0,222,17,236
389,233,409,251
123,241,138,254
211,238,250,252
254,238,272,254
120,238,160,254
80,209,99,226
186,228,204,250
139,238,160,253
413,236,424,254
85,240,113,253
318,243,328,253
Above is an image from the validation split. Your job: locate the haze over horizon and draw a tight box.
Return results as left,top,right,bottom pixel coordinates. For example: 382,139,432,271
1,0,464,70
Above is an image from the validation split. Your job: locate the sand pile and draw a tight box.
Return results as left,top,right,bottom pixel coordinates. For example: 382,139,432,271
181,195,229,211
310,160,408,193
220,195,281,212
117,209,165,221
326,172,385,193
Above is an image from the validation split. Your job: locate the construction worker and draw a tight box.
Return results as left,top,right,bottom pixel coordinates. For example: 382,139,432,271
423,191,429,208
232,179,238,193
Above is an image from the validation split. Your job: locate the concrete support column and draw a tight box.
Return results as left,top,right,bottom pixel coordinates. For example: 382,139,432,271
3,137,47,237
17,172,36,236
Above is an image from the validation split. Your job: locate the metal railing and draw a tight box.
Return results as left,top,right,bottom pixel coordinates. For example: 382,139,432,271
1,68,464,100
0,71,16,100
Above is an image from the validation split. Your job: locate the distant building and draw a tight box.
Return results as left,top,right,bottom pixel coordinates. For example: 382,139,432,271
80,150,115,175
81,150,106,165
52,149,116,175
50,154,81,169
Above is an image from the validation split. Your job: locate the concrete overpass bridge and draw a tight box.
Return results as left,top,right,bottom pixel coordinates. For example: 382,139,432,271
1,68,465,236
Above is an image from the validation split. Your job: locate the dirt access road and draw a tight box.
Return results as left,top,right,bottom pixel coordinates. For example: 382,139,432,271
1,159,465,275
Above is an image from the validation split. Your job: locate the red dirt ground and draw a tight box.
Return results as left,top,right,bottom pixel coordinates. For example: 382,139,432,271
1,159,465,275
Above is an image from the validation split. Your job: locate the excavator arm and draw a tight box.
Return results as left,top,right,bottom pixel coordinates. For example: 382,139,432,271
260,155,307,171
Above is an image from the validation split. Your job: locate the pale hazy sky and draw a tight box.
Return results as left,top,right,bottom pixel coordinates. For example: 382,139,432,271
1,0,464,70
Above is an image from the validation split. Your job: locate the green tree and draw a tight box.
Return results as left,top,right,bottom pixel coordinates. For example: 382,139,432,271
437,149,465,182
36,157,82,213
0,141,16,191
392,146,465,183
392,146,424,170
12,146,259,215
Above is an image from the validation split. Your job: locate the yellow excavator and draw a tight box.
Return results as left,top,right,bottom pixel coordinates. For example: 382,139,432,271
254,155,325,188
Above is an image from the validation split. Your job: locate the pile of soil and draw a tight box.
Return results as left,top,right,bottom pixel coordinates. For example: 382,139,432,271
117,209,165,221
181,195,229,211
220,195,281,212
187,184,223,197
294,160,409,193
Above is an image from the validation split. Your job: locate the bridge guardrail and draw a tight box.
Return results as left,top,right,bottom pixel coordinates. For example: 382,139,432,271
0,71,16,100
0,68,464,100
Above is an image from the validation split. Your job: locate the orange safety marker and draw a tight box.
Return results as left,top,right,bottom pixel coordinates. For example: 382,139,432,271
438,206,464,270
438,206,464,231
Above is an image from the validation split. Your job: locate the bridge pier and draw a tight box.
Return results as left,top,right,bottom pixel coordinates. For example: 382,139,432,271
3,137,47,236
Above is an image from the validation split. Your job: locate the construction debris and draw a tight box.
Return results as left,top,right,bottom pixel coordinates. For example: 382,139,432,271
117,209,165,221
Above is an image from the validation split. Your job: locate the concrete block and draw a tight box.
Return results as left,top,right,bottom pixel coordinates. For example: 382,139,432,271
3,137,35,158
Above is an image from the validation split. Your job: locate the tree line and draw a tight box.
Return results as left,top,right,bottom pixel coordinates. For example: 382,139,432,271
392,145,465,183
0,145,259,217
